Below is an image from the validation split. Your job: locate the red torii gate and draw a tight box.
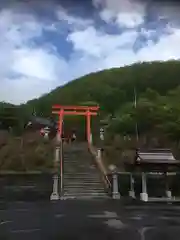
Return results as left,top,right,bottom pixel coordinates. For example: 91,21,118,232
52,105,99,143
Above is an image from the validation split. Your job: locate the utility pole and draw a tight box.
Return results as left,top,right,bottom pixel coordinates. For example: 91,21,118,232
134,87,139,145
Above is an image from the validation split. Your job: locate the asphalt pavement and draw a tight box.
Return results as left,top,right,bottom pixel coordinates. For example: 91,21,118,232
1,199,180,240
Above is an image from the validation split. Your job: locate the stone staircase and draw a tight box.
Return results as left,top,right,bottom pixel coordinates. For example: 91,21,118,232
62,142,108,199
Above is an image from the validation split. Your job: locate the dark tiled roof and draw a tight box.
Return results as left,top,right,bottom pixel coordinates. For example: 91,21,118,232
30,117,56,128
135,149,180,164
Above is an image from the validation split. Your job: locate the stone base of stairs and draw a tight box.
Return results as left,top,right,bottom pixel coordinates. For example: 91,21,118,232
61,191,110,200
60,195,110,200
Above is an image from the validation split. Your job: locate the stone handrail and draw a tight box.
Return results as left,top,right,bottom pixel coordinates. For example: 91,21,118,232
88,144,111,190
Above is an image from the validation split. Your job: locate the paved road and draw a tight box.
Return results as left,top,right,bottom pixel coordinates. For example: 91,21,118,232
1,199,180,239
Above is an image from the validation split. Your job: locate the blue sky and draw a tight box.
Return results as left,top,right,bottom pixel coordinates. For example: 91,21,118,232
0,0,180,104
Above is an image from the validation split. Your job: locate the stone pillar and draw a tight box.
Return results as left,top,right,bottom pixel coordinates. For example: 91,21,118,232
100,128,104,141
165,172,172,199
50,174,59,200
55,146,60,164
129,173,135,198
44,132,49,140
50,132,61,201
140,172,148,202
112,171,120,199
97,149,101,158
89,133,93,144
56,132,61,144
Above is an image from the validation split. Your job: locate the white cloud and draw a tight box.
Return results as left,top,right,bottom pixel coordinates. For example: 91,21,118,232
93,0,146,28
151,2,180,24
1,76,53,104
136,27,180,61
12,47,67,81
67,26,138,57
56,6,93,30
0,7,67,104
0,1,180,104
67,24,180,68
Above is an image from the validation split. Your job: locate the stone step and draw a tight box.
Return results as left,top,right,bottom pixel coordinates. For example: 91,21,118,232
61,195,109,200
64,165,97,169
63,194,107,199
64,170,96,172
64,179,101,183
64,164,96,167
63,160,93,164
63,189,105,194
64,181,102,185
64,169,97,173
65,166,95,168
63,184,104,189
63,189,106,194
64,178,101,182
63,155,91,158
64,172,99,176
63,176,101,180
64,168,97,172
63,162,94,166
64,155,90,158
63,180,102,184
63,184,105,189
64,159,95,163
63,172,100,176
64,178,103,182
63,182,102,187
64,188,105,192
64,185,104,188
63,153,92,157
64,171,97,174
63,192,107,197
63,165,96,169
63,150,89,154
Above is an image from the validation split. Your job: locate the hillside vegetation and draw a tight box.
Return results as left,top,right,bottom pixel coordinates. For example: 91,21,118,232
1,60,180,170
23,61,180,115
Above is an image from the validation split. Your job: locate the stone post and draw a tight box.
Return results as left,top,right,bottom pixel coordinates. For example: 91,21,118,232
140,172,148,202
112,166,120,199
165,172,172,199
44,132,49,141
89,133,93,144
129,173,135,198
97,149,101,159
50,132,61,201
100,128,104,141
50,175,59,200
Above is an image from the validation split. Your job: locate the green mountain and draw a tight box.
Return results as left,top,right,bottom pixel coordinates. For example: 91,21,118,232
2,60,180,170
2,60,180,136
21,60,180,139
22,60,180,116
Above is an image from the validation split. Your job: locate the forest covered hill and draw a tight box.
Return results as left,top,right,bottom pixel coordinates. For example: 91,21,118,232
1,60,180,170
22,60,180,116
